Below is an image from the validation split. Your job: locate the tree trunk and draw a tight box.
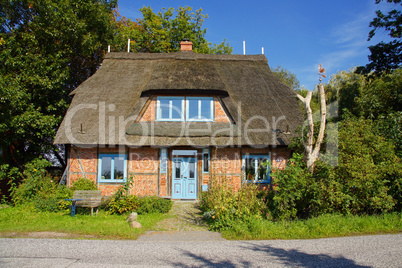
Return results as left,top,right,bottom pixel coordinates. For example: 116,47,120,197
296,84,327,173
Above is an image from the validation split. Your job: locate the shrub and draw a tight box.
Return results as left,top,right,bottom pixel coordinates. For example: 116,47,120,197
9,158,74,212
108,195,140,215
71,177,97,191
270,153,313,220
137,196,172,214
200,175,266,230
337,117,401,214
11,158,53,204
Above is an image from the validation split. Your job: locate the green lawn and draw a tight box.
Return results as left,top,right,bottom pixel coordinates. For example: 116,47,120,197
0,205,170,239
1,205,401,240
219,213,402,240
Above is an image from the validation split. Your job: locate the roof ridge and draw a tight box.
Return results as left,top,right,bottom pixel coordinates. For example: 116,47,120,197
105,52,267,62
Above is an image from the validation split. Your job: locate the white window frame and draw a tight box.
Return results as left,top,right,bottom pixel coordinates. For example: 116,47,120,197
156,96,214,122
156,96,185,121
186,97,214,122
242,154,271,183
98,153,127,183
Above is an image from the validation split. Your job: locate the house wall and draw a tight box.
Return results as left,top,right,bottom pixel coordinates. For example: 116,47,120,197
66,145,292,197
67,146,97,187
128,147,159,196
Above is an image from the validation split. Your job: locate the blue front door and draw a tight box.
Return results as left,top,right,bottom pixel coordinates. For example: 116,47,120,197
172,157,197,199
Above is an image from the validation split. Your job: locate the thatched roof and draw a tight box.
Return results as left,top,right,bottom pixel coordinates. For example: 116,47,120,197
54,51,303,147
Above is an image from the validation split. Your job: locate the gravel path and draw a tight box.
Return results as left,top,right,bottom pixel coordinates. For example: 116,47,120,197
137,201,226,241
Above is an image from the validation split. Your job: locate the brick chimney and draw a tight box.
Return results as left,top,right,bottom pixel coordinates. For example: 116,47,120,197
180,39,193,51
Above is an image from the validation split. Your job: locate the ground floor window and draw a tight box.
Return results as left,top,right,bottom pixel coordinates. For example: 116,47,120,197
98,153,127,183
243,154,270,183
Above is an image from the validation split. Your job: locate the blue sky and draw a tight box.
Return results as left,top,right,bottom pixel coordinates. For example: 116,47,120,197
116,0,395,90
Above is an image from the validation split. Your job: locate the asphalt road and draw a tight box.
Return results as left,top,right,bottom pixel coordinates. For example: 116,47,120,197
1,234,401,267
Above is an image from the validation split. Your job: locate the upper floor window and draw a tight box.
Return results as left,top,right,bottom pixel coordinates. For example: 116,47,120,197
157,97,184,121
156,96,213,122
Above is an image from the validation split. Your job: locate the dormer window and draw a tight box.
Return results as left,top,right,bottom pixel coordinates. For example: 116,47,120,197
157,97,184,121
156,96,214,122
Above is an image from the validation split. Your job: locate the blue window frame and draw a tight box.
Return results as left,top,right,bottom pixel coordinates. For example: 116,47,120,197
156,97,184,121
98,153,127,183
156,96,214,122
243,154,270,183
186,97,214,122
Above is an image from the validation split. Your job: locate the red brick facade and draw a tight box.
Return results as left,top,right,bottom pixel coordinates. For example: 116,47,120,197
66,145,292,198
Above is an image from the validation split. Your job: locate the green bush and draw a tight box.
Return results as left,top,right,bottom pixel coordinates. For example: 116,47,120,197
71,177,97,191
108,195,140,215
269,153,314,220
11,158,53,204
137,196,172,214
270,116,402,220
108,195,172,215
200,176,266,230
9,158,74,212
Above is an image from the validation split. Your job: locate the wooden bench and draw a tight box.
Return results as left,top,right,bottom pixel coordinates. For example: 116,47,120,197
73,190,102,216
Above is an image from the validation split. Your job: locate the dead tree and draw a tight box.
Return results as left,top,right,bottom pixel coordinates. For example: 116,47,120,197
296,65,327,173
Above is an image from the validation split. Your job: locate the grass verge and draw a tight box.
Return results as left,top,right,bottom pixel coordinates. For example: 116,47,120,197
219,213,402,240
0,204,170,239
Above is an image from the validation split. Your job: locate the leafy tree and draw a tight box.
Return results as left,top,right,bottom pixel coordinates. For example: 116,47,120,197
111,6,232,54
0,0,116,196
272,65,300,91
360,0,402,73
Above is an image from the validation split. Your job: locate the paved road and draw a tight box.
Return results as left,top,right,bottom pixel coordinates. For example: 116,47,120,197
1,234,401,267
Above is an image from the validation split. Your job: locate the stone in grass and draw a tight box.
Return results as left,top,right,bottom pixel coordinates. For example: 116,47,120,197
130,221,142,229
127,212,138,222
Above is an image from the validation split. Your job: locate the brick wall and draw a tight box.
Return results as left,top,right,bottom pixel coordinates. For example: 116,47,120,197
68,146,97,187
214,98,231,123
139,97,156,122
129,147,159,196
210,147,242,191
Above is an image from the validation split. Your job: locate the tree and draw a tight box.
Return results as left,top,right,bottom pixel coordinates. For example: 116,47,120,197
296,66,327,173
111,6,232,54
272,65,300,91
361,0,402,73
0,0,116,185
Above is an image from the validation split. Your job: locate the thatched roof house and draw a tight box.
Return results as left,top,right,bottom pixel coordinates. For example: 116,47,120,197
55,51,302,147
55,41,303,198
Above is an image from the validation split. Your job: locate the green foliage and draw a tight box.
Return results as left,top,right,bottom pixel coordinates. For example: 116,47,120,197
107,176,171,215
111,6,232,54
361,0,402,73
269,153,314,219
272,65,300,91
108,195,172,215
200,177,266,230
272,116,402,220
137,196,172,214
0,0,116,176
9,158,73,212
338,116,402,213
108,195,140,215
11,158,53,204
71,177,97,191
